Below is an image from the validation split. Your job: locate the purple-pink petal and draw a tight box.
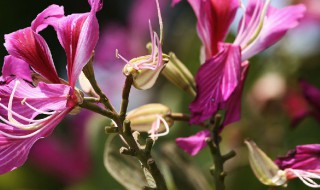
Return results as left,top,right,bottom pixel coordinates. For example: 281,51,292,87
241,1,306,60
0,79,71,122
2,56,32,82
4,28,60,83
187,0,239,57
222,62,248,126
275,144,320,171
176,130,210,156
88,0,103,12
190,43,241,124
31,5,64,33
54,12,99,87
0,110,69,174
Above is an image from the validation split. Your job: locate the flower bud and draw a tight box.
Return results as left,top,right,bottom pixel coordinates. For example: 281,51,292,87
118,0,167,90
244,140,287,186
162,52,196,96
126,103,174,133
122,54,169,90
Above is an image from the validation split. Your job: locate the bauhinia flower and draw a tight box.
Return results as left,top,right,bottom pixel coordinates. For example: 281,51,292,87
0,0,101,174
246,140,320,188
275,144,320,188
174,0,305,155
117,0,169,90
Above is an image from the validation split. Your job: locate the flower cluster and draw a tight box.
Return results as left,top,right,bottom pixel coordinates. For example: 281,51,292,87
0,0,101,174
174,0,306,156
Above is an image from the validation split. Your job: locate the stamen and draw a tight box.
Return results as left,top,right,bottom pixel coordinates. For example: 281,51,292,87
0,103,53,127
0,110,67,139
287,169,320,188
0,125,46,139
0,80,57,131
23,100,56,115
155,0,163,44
115,49,129,64
148,115,170,140
7,80,21,125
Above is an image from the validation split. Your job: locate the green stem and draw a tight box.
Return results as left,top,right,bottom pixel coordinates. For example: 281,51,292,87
119,75,133,122
116,76,167,190
167,113,190,122
82,58,167,189
82,56,117,112
80,100,115,119
206,114,236,190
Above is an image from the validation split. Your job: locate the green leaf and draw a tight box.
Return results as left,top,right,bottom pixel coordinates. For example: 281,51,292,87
104,135,148,190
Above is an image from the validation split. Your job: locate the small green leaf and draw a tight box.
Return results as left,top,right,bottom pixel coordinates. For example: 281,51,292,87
104,135,148,190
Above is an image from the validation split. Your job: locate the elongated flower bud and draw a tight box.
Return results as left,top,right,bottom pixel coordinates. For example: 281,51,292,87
117,0,167,90
162,52,196,96
126,103,174,140
122,54,169,90
244,140,287,186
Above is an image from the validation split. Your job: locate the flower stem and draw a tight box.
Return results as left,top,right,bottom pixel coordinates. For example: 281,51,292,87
82,55,117,112
206,114,236,190
80,100,115,119
167,112,190,122
82,58,167,189
119,75,133,122
115,76,168,190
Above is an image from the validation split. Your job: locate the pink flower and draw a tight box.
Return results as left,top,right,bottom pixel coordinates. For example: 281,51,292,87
275,144,320,188
174,0,305,155
0,0,101,174
187,0,306,125
176,130,210,156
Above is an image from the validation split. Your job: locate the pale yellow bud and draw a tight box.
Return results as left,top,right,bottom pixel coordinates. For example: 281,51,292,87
122,54,169,90
244,140,287,187
162,52,196,96
126,103,174,133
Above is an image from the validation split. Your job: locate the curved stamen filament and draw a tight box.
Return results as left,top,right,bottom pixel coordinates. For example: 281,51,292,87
0,80,57,130
22,98,55,115
0,110,66,139
116,49,130,64
0,125,46,139
0,103,54,126
156,0,163,44
149,115,170,140
287,169,320,188
7,80,21,125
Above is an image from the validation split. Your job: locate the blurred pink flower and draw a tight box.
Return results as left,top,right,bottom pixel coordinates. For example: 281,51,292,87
30,111,91,184
283,80,320,126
